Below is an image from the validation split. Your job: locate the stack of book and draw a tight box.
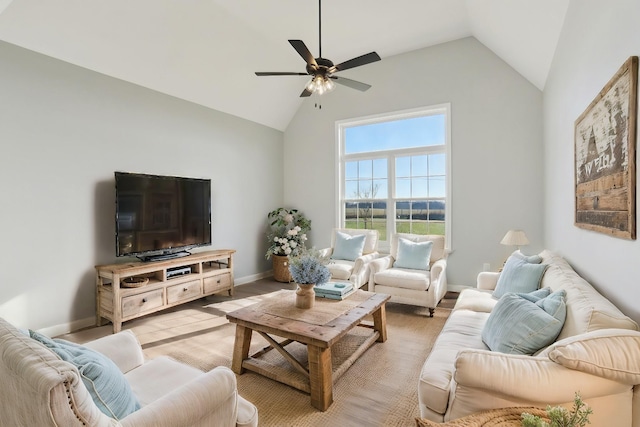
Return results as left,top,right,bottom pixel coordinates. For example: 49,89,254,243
314,282,355,300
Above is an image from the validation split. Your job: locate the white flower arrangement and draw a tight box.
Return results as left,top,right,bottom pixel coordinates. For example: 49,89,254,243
265,208,311,259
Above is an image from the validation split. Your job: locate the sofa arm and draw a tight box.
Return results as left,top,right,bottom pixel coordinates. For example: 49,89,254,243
318,247,333,258
349,251,380,288
477,272,500,290
451,349,628,412
120,366,255,427
431,259,447,287
367,255,394,291
83,330,145,374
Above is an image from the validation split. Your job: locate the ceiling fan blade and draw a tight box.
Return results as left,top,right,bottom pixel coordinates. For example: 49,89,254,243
289,40,318,68
330,51,381,73
255,72,308,76
300,87,313,97
331,76,372,92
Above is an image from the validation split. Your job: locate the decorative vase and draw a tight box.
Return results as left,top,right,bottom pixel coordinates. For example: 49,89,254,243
295,283,315,309
272,255,292,282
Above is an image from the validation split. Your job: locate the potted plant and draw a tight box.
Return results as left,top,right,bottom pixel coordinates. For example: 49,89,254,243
521,392,592,427
288,248,331,309
265,208,311,282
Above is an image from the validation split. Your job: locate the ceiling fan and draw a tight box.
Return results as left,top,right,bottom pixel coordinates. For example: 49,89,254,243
255,0,381,98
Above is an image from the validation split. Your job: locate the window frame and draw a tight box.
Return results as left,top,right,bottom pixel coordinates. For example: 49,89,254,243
335,104,452,252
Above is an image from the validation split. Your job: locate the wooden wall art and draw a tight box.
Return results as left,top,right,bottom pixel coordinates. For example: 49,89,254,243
575,56,638,240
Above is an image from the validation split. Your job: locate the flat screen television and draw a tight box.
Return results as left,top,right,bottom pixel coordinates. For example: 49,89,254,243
115,172,212,261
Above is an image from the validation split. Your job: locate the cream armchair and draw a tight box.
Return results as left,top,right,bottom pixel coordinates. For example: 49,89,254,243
0,317,258,427
319,228,379,289
368,233,447,317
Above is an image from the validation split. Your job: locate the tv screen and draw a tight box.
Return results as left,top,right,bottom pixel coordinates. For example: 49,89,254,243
115,172,211,260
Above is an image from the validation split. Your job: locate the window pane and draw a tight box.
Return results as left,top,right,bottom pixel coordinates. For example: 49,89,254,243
412,155,428,176
373,179,388,198
345,180,358,199
396,178,410,198
396,156,410,178
429,200,446,221
345,115,445,154
411,177,428,198
396,200,411,219
358,160,372,178
428,177,446,198
373,158,387,179
345,161,358,179
411,201,428,220
358,180,373,198
428,153,446,175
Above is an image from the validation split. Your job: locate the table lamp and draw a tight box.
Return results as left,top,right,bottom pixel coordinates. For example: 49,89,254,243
500,229,530,250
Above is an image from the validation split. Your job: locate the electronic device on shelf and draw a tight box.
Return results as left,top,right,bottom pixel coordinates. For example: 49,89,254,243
114,172,212,262
166,266,192,279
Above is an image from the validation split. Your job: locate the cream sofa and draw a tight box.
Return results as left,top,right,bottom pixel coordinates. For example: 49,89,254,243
418,250,640,426
0,317,258,427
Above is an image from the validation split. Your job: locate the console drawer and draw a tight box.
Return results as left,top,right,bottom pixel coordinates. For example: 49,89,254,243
204,273,231,294
167,280,202,304
122,289,164,318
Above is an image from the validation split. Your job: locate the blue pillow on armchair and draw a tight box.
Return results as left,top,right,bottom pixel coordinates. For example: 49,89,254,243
30,330,140,420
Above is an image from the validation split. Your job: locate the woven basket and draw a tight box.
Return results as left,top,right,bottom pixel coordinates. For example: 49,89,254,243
272,255,292,282
416,407,549,427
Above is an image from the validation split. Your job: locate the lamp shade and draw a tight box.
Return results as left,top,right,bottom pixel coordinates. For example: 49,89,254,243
500,229,530,247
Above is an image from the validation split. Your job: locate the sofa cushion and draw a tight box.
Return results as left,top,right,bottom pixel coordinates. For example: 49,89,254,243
493,253,547,298
481,289,566,355
30,330,141,419
125,356,203,406
393,238,432,270
538,250,639,339
419,310,490,415
331,231,366,261
374,267,430,291
545,329,640,385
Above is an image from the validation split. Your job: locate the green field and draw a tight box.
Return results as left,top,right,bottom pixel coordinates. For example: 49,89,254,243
344,220,444,241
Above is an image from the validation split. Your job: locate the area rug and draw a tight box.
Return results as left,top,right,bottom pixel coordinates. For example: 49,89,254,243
140,293,451,427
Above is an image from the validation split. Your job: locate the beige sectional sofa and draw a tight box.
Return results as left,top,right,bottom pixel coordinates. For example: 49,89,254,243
419,250,640,426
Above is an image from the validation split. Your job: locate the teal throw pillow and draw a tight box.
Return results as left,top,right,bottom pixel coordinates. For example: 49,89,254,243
30,330,140,420
493,254,548,298
393,238,433,270
482,289,567,355
331,231,366,261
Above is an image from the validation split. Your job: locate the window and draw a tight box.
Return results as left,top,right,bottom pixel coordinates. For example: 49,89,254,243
337,105,450,250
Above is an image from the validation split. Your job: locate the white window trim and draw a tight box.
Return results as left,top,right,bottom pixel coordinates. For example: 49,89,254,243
335,104,452,253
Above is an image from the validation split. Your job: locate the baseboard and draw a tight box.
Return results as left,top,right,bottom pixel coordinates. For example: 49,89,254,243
235,271,273,286
41,316,96,338
447,284,473,293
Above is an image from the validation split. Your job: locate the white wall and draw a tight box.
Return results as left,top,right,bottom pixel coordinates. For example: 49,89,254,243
0,41,283,332
544,0,640,323
284,37,544,287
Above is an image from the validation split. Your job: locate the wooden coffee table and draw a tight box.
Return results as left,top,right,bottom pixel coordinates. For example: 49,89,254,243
226,289,390,411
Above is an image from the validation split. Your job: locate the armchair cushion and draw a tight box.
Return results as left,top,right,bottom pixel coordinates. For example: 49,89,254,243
374,267,430,291
493,253,547,298
482,289,567,355
29,330,141,420
331,231,366,261
393,238,432,270
327,259,354,280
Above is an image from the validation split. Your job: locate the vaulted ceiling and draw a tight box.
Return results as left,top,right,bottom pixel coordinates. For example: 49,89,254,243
0,0,569,131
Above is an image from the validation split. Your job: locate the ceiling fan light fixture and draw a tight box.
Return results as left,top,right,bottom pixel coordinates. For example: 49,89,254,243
306,75,335,95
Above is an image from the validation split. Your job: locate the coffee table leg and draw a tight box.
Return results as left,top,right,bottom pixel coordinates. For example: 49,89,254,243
372,304,388,342
307,345,332,411
231,325,252,374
